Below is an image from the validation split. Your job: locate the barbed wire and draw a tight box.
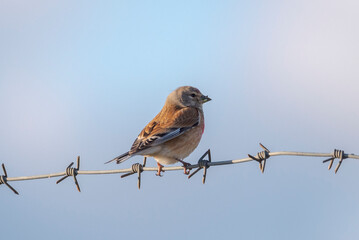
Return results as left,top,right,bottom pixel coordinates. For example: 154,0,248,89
1,143,358,194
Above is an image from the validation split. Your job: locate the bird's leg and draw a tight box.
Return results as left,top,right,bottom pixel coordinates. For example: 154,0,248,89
177,159,191,175
156,162,165,177
143,157,147,167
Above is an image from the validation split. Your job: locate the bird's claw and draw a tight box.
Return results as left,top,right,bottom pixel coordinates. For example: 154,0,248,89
156,163,165,177
182,162,191,175
176,159,191,175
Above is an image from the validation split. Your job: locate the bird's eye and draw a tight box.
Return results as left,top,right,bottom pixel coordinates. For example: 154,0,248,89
190,94,196,97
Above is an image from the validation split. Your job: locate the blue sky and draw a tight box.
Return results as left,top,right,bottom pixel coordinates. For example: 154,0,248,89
1,0,359,239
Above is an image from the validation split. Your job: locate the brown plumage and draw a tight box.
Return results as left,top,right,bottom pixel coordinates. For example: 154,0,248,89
106,86,211,175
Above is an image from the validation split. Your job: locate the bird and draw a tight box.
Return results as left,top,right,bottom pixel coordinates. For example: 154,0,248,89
106,86,211,176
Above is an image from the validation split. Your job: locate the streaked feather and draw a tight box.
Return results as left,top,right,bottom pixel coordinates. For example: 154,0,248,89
105,151,131,164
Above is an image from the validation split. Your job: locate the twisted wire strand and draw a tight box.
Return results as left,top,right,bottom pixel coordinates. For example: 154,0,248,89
5,150,359,182
0,175,6,184
66,167,77,176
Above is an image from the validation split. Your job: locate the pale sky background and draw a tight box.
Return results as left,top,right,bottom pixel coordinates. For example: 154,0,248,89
1,0,359,239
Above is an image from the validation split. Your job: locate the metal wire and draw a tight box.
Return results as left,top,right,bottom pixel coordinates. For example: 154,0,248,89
2,144,359,194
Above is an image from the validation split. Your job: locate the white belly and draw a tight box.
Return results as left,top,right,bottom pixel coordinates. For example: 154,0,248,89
154,156,179,165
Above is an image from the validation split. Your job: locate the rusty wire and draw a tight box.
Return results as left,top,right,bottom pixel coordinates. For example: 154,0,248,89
1,143,359,194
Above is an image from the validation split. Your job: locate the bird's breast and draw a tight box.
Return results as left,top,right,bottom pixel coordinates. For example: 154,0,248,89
158,114,204,161
157,127,203,160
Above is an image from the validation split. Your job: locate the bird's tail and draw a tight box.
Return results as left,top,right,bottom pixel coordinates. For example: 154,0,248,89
105,151,131,164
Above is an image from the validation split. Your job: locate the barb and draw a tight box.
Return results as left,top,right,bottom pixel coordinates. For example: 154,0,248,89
121,157,146,189
2,144,359,194
56,156,81,192
323,149,347,173
0,163,19,195
188,149,211,184
248,143,270,173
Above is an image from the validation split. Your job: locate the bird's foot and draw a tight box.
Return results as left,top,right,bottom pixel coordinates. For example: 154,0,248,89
177,159,191,175
156,162,165,177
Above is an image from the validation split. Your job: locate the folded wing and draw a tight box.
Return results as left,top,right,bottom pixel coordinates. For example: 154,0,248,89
130,107,199,155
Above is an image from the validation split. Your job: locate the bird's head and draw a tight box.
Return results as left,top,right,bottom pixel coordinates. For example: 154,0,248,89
167,86,211,109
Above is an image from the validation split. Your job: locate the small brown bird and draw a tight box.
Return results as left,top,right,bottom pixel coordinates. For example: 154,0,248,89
106,86,211,176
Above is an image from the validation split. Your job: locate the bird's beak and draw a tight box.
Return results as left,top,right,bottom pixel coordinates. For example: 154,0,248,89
200,95,212,104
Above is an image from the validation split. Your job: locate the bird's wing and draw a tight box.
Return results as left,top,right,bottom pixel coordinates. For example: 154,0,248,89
129,107,199,155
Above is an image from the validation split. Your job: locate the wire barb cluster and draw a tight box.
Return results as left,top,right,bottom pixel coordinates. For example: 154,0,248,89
56,156,81,192
121,160,145,189
0,164,19,195
2,144,359,195
248,143,270,173
188,149,211,184
323,149,347,174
